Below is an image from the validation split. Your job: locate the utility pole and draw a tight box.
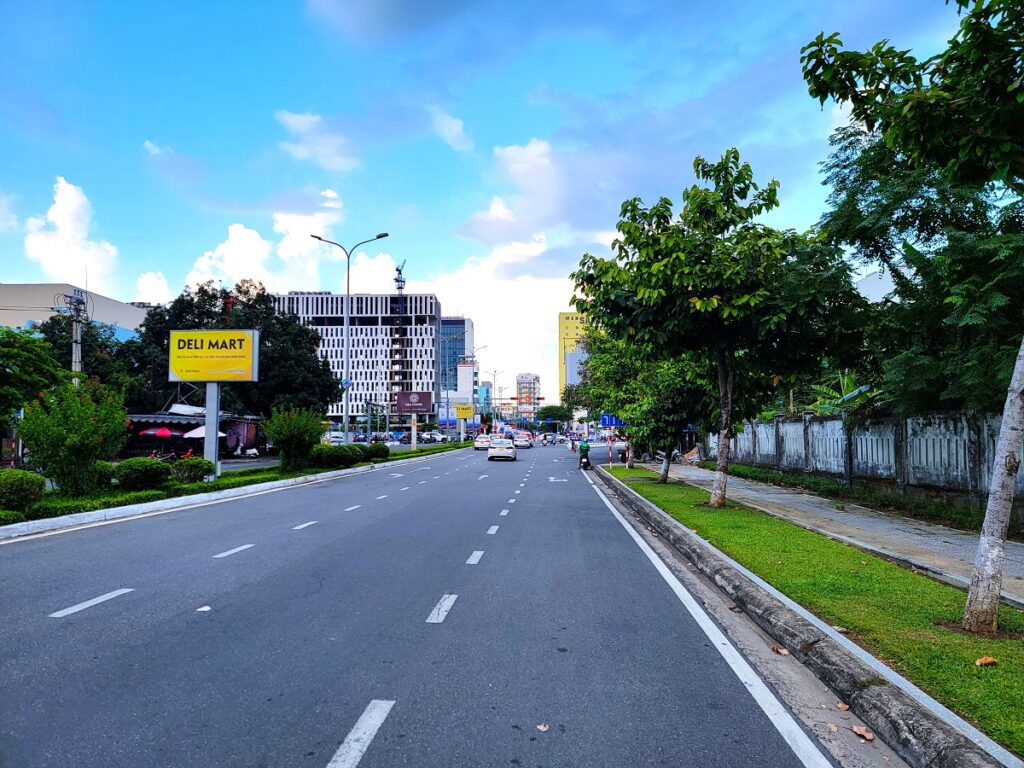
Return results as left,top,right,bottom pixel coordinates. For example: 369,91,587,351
55,288,88,387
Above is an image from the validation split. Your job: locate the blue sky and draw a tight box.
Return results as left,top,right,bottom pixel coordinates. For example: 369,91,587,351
0,0,956,396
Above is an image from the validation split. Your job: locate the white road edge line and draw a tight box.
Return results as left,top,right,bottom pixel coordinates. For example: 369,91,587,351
292,521,318,530
425,594,458,623
585,473,832,768
213,544,254,558
326,699,396,768
486,525,499,535
49,588,135,618
344,505,361,511
466,550,484,565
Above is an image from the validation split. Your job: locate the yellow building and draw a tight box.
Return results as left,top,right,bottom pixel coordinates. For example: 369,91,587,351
558,312,587,398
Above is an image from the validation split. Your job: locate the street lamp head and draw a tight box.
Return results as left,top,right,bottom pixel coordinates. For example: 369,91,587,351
376,232,389,240
310,234,324,241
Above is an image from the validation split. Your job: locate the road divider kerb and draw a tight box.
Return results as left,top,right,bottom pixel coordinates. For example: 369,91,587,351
592,465,1014,768
0,448,473,544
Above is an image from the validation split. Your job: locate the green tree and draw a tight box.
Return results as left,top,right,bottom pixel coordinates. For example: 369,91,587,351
801,0,1024,636
559,383,588,415
20,380,127,496
127,280,342,416
573,149,865,505
535,404,572,431
0,327,67,424
262,405,325,471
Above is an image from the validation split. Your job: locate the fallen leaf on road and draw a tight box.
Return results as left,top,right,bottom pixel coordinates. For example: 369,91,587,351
836,703,850,711
536,724,550,732
975,656,998,667
771,644,790,656
853,725,875,741
827,723,838,733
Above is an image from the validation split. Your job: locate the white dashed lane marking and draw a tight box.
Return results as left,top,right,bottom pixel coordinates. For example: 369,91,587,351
426,594,459,623
344,505,361,511
466,550,484,565
292,521,318,530
376,495,388,500
326,699,396,768
213,544,254,559
486,525,499,535
499,509,509,516
49,588,135,618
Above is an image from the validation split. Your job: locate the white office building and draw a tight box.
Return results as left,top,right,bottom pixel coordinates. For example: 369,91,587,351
273,291,442,424
516,373,541,419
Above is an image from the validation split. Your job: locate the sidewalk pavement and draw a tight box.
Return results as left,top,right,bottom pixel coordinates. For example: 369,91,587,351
653,463,1024,609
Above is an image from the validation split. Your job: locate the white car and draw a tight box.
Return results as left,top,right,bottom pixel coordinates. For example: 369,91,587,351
487,438,517,461
513,435,532,449
474,434,492,450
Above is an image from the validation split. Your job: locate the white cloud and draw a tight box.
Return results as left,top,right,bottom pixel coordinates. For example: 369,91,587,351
142,139,170,156
430,108,473,152
184,189,346,292
135,271,174,304
463,139,564,245
0,194,17,231
24,177,118,294
276,110,358,172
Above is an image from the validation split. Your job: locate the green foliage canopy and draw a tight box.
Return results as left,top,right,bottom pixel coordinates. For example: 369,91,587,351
0,327,67,424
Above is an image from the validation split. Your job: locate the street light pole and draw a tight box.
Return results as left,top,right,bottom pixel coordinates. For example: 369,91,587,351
311,232,389,444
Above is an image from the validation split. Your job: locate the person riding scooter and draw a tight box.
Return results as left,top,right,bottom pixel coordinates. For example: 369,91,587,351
578,438,591,469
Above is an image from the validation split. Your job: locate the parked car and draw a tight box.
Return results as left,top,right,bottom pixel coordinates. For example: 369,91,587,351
487,438,517,461
474,434,492,450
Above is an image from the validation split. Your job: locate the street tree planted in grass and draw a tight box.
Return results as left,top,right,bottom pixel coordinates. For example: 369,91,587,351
573,149,865,505
19,381,127,496
801,0,1024,637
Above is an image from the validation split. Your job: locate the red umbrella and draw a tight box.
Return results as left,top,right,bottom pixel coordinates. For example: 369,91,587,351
139,427,185,438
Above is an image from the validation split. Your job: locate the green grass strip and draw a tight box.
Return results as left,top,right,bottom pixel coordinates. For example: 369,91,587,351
609,466,1024,756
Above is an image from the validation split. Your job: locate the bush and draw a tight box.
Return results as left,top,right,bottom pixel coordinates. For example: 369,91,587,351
262,406,325,471
0,509,26,526
19,380,127,496
26,490,167,520
94,461,115,489
0,469,46,513
367,442,390,460
115,457,171,491
170,457,215,484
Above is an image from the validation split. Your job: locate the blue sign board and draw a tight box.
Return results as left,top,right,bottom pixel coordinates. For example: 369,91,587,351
600,413,625,427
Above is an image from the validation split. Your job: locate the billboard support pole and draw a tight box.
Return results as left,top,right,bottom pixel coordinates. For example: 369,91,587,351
205,382,221,479
411,413,418,451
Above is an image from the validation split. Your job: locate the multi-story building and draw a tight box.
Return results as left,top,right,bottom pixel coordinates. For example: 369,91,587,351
0,283,149,340
439,317,474,392
478,380,492,413
273,291,441,424
515,373,541,420
558,312,587,396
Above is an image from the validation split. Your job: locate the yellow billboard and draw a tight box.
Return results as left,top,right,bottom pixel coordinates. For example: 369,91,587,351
455,404,474,419
169,330,260,382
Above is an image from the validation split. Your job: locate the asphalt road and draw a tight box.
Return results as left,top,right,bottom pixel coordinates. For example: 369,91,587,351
0,445,833,768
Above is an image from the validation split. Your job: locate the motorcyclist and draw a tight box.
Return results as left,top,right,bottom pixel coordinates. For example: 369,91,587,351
578,438,591,469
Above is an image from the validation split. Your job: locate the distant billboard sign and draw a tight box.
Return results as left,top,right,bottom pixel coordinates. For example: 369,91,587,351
454,404,474,419
396,391,433,414
168,330,259,382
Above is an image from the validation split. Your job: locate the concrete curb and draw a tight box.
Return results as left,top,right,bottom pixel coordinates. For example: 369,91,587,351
593,466,1018,768
0,448,471,543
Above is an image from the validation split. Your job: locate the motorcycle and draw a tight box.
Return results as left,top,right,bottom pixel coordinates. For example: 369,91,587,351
579,454,592,470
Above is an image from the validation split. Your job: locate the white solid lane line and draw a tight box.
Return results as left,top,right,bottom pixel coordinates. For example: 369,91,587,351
326,699,396,768
49,588,135,618
293,521,318,530
213,544,254,559
586,479,832,768
376,495,388,500
425,594,458,623
499,509,509,516
486,525,499,535
344,505,361,511
466,550,484,565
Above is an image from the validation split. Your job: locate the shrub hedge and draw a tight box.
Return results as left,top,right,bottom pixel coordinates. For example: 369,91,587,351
0,469,46,513
26,490,167,520
170,457,215,484
94,461,115,489
0,509,26,525
115,457,172,491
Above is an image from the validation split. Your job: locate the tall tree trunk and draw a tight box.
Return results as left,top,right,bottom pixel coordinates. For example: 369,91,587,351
962,334,1024,635
626,437,635,469
709,353,734,508
658,447,671,484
